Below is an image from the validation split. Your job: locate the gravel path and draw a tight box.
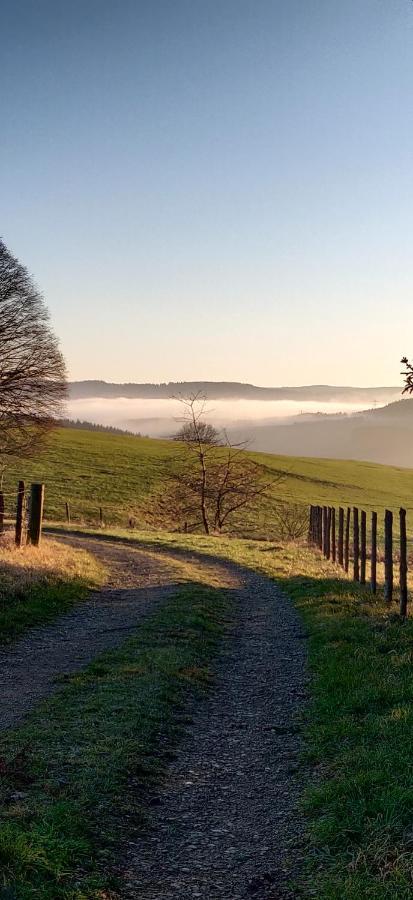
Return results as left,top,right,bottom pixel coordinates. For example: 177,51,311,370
120,560,309,900
0,533,309,896
0,538,179,732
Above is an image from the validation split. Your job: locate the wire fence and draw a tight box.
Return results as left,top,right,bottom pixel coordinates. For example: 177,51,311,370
308,504,410,616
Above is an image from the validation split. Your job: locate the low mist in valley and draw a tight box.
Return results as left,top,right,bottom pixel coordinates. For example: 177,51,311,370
66,397,377,437
65,392,413,468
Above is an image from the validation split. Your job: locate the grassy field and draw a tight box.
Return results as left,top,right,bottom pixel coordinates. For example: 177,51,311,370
65,528,413,899
3,427,413,538
0,535,104,643
0,556,232,899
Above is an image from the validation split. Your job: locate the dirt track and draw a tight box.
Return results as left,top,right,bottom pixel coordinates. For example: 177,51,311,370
0,533,308,898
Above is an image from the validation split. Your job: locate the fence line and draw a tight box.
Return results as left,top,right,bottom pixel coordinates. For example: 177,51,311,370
308,504,409,618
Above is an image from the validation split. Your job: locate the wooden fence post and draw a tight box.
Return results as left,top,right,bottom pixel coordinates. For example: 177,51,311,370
344,507,351,573
400,507,408,617
65,502,71,524
318,506,323,550
308,505,313,543
331,507,336,562
338,507,344,567
326,507,331,560
384,509,393,604
28,483,45,547
15,480,26,548
0,491,4,534
99,507,104,527
323,506,327,556
353,507,360,581
360,510,367,584
371,511,377,595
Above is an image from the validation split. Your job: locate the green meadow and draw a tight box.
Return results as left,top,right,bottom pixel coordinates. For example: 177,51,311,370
3,427,413,537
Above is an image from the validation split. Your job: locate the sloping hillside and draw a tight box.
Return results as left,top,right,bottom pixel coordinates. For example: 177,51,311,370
242,398,413,466
3,428,413,532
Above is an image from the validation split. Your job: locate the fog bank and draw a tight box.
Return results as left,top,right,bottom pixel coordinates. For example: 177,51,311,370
66,397,379,439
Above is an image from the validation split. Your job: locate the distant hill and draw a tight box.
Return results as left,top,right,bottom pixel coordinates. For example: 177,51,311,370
235,398,413,468
69,380,401,403
362,398,413,420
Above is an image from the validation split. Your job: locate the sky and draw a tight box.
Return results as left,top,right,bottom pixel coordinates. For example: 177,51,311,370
2,0,413,386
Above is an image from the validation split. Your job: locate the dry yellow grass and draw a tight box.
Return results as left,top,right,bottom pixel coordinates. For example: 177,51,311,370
0,533,104,595
0,533,105,641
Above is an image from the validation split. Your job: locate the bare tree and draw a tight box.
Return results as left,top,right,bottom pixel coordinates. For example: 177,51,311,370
208,441,279,532
173,418,220,446
273,502,308,541
0,239,67,458
172,394,217,533
170,394,284,534
401,356,413,395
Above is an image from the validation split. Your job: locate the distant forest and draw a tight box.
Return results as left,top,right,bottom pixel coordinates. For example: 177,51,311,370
58,418,145,437
69,380,401,403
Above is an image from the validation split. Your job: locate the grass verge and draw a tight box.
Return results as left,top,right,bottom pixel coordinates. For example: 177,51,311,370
0,574,231,898
0,535,105,643
59,527,413,899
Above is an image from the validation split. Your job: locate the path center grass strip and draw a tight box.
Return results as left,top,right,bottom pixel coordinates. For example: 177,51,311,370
0,578,231,899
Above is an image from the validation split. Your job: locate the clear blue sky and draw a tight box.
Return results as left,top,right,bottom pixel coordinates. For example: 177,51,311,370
2,0,413,385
